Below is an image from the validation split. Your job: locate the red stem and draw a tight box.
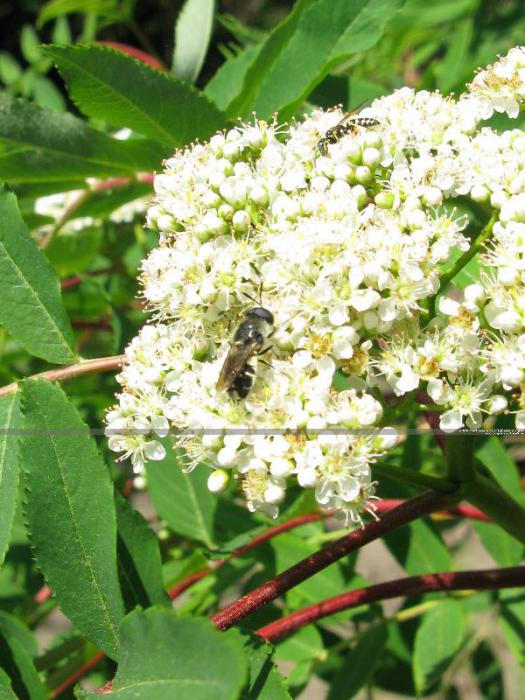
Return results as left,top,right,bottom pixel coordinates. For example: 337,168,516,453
168,513,327,600
51,651,105,697
169,501,488,600
210,490,453,630
38,500,488,610
417,391,446,451
257,565,525,643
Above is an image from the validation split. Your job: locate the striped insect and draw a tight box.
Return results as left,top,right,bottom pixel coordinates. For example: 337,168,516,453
317,112,379,156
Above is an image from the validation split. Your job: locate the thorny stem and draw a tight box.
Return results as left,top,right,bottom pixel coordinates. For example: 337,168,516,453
0,355,125,398
256,565,525,643
210,490,457,631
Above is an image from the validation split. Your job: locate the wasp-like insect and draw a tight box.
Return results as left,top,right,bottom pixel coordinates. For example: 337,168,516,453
216,307,274,398
317,112,379,156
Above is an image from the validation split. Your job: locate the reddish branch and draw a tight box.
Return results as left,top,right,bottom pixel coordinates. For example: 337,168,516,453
257,565,525,643
169,500,488,600
0,355,125,398
169,512,327,599
210,490,454,630
417,391,446,451
378,500,489,521
50,652,105,698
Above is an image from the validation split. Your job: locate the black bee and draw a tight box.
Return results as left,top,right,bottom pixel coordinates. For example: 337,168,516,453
217,307,274,398
317,113,379,156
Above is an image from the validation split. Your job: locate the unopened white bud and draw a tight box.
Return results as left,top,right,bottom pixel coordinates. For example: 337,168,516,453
207,469,230,494
264,482,286,504
362,147,380,167
375,191,395,209
232,210,251,232
355,166,372,184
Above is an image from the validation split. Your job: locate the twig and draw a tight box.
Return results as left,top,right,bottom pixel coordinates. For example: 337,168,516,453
0,355,125,398
169,500,488,600
210,490,456,630
256,565,525,642
51,651,106,698
169,513,327,600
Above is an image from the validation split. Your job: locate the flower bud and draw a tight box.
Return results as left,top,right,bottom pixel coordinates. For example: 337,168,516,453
207,469,230,494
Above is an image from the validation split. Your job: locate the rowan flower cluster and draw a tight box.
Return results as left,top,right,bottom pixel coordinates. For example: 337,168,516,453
106,47,525,521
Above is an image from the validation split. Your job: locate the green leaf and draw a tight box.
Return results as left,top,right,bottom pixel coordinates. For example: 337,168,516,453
46,44,224,147
20,379,125,659
327,624,388,700
46,228,102,278
52,16,72,45
275,626,323,664
273,532,364,619
79,610,247,699
0,55,22,85
474,438,524,565
434,18,473,94
38,0,124,26
146,447,217,548
173,0,216,83
499,587,525,664
252,0,405,120
32,75,67,112
383,518,452,575
0,669,17,699
395,0,477,26
238,637,291,700
0,187,75,364
225,0,315,118
205,46,260,111
413,599,466,695
21,25,43,64
0,616,46,700
0,394,21,569
0,94,163,183
472,640,504,700
476,437,525,502
0,612,38,658
115,493,170,610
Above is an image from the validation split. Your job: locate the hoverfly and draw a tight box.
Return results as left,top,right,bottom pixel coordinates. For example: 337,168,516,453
317,112,379,156
216,307,274,398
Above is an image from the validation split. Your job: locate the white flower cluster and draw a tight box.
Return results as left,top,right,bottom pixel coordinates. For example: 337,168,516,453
107,47,525,521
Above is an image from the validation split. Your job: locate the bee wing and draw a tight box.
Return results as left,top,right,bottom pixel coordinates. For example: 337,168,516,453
216,339,260,391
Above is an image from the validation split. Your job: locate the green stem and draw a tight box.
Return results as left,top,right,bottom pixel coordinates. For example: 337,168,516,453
440,214,496,290
465,472,525,546
445,434,475,483
424,213,496,323
372,463,456,493
382,391,417,423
